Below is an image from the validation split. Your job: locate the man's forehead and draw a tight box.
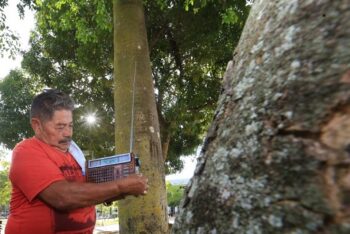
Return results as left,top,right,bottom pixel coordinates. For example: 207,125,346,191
50,110,73,122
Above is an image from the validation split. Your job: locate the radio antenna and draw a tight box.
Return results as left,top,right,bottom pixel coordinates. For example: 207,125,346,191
129,61,137,153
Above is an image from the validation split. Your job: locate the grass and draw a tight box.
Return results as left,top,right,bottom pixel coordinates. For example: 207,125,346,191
95,218,119,226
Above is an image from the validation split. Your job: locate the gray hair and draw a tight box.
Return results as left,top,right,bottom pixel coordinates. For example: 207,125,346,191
30,89,75,122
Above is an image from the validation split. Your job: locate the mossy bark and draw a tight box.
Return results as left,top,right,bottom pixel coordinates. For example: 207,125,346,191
172,0,350,233
113,0,168,233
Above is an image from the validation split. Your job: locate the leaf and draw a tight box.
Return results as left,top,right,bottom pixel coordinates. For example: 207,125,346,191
221,7,239,25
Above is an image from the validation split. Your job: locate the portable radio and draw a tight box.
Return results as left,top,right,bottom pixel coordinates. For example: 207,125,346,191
86,152,140,183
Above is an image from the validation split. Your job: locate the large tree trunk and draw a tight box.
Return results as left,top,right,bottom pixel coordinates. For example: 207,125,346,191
172,0,350,233
113,0,168,233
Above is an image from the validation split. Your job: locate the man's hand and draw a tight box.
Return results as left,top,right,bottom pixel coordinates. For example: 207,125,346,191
116,174,149,197
102,174,149,205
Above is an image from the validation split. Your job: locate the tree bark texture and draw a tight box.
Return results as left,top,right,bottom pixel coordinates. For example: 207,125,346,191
172,0,350,233
113,0,168,233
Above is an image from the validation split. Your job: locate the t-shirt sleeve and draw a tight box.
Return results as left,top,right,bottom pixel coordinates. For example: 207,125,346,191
9,143,65,202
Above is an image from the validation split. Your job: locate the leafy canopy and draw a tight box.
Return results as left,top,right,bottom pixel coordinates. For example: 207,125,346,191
1,0,250,173
0,70,39,148
0,0,20,58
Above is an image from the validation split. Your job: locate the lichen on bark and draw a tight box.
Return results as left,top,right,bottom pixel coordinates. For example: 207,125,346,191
172,0,350,233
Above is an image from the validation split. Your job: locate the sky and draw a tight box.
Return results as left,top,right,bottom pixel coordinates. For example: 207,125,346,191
0,0,35,79
0,1,197,180
166,155,197,181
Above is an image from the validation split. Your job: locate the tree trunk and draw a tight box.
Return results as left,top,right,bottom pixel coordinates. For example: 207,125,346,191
113,0,168,233
159,114,171,161
172,0,350,233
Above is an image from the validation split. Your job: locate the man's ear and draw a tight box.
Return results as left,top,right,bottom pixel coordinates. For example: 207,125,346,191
31,118,41,133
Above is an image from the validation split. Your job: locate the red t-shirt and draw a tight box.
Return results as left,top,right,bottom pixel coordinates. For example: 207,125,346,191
5,137,96,234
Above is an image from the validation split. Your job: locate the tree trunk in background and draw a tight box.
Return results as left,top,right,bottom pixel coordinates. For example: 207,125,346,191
113,0,168,233
173,0,350,233
159,116,171,161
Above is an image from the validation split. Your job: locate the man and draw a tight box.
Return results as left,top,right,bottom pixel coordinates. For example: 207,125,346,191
5,89,148,234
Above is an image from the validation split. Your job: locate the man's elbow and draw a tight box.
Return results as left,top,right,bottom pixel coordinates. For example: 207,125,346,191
40,194,75,211
52,197,74,211
38,181,80,211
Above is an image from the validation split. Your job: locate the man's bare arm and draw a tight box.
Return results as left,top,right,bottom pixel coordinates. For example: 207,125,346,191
38,174,148,211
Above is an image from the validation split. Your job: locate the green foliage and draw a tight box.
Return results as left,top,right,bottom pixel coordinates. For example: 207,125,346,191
0,0,40,58
1,0,250,173
184,0,250,22
0,70,41,149
166,181,185,207
222,7,239,25
35,0,113,45
146,0,250,171
0,0,20,58
0,146,11,207
0,69,115,157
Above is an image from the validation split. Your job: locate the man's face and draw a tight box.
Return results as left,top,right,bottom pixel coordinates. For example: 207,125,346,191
32,109,73,152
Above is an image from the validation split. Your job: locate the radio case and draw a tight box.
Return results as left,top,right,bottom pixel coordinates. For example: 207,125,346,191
86,152,139,183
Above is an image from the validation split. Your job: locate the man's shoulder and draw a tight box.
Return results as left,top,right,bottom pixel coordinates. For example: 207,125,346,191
14,137,43,152
15,137,34,146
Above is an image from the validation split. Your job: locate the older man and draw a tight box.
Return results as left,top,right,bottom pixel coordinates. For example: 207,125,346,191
6,89,148,234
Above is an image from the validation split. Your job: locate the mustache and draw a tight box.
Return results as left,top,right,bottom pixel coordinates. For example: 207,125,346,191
59,138,72,144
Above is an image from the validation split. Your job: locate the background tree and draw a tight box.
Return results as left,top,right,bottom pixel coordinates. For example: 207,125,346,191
0,70,40,147
173,0,350,233
3,0,250,172
0,0,39,58
113,0,169,232
0,0,19,58
166,182,184,213
0,69,113,158
146,0,249,170
0,146,11,213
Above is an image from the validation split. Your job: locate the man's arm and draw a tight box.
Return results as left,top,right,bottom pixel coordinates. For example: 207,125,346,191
38,174,148,211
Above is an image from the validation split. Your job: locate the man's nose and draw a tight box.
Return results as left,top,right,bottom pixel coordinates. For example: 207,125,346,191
63,126,73,137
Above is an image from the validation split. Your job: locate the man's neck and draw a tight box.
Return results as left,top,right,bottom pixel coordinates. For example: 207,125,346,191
34,136,69,153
